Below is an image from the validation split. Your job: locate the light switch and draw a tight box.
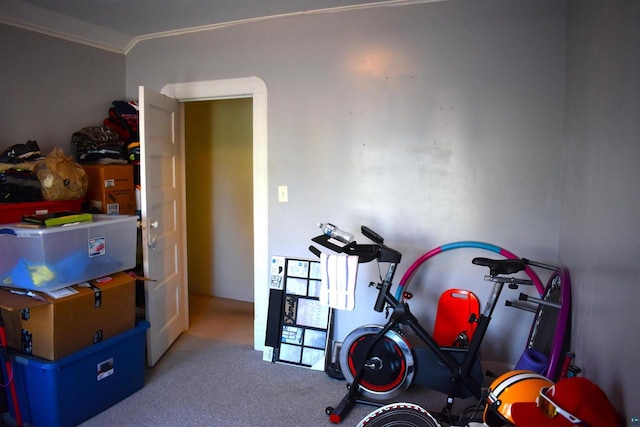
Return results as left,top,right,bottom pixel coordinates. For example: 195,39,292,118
278,185,288,202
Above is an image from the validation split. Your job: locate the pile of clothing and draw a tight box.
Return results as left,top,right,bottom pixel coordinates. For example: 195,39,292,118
0,167,42,203
0,141,44,202
1,99,141,203
0,140,42,164
71,100,139,164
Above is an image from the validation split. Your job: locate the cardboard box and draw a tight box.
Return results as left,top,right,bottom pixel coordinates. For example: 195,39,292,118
6,321,149,427
0,271,136,360
83,164,135,215
0,214,137,292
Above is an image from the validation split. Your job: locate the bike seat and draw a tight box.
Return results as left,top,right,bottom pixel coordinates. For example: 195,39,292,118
472,257,525,276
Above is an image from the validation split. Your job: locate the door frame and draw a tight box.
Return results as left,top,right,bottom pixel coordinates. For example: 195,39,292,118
162,76,268,350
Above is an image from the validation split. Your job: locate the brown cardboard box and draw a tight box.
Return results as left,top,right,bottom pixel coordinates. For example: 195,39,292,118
83,164,135,215
0,271,135,360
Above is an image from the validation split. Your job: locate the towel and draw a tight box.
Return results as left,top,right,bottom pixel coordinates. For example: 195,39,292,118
320,252,359,311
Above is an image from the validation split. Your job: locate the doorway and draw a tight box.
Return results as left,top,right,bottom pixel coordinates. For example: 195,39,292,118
161,77,269,351
184,98,254,302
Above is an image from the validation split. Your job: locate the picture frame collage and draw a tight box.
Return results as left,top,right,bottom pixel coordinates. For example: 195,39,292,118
265,256,331,370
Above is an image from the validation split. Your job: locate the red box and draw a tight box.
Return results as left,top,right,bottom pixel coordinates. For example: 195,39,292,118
0,199,83,224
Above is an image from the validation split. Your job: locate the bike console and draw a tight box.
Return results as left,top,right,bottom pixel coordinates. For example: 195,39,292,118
310,225,401,264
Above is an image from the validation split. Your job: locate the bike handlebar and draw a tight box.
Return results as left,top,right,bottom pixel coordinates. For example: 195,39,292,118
310,225,535,283
361,225,384,244
309,225,401,264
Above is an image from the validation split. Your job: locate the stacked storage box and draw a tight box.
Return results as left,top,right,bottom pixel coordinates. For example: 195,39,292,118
5,321,149,427
83,164,136,215
0,214,146,426
0,214,137,292
0,199,84,224
0,272,137,360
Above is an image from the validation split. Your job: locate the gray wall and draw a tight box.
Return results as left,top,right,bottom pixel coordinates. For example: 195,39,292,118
561,0,639,418
1,0,638,419
0,25,125,153
125,0,566,367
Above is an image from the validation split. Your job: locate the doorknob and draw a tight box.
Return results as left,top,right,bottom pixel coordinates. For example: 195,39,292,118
148,220,159,249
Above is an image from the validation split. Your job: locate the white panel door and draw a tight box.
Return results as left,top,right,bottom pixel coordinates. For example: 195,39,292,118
139,86,188,366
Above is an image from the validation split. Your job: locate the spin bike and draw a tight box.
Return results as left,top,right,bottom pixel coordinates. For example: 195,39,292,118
310,225,535,425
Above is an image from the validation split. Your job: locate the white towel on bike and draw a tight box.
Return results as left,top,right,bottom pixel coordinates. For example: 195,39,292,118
320,252,359,311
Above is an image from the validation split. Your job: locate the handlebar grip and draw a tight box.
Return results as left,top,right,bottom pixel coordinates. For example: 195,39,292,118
373,287,387,313
309,245,322,258
361,226,384,244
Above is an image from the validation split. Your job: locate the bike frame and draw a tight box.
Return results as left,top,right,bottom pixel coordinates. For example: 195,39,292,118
310,228,532,424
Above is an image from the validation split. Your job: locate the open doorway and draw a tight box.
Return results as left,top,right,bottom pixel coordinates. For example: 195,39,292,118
184,98,254,302
184,99,254,345
161,77,269,351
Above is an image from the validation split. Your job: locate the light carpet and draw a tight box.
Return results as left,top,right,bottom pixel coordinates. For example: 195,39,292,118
80,334,483,426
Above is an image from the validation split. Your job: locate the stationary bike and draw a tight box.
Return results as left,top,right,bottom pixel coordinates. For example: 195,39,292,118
310,225,535,425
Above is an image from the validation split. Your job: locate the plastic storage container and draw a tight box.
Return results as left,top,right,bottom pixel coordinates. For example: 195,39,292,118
5,321,149,427
0,199,83,224
0,214,137,292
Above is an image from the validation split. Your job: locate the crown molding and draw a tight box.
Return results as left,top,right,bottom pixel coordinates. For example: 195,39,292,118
123,0,443,54
0,16,128,54
2,0,444,55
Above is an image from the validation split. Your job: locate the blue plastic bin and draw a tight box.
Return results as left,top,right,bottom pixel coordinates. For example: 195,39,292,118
5,320,149,427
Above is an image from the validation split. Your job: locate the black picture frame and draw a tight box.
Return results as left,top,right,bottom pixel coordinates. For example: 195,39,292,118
265,256,331,370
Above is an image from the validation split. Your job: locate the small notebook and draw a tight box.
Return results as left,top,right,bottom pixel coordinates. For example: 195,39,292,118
21,211,93,227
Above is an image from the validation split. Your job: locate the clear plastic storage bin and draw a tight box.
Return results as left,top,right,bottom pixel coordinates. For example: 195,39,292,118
0,214,137,292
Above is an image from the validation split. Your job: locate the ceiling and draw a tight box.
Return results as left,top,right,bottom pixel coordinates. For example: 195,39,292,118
0,0,434,53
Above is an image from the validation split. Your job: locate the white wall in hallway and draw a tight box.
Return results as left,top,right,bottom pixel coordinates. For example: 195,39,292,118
185,98,254,302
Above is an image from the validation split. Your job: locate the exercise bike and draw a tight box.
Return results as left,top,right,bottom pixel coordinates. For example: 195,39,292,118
310,225,536,425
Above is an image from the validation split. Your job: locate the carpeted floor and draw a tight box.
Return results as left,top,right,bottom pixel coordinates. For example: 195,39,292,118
79,295,484,427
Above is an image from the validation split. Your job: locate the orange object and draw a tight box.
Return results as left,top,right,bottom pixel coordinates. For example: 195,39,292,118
82,163,135,215
433,289,480,347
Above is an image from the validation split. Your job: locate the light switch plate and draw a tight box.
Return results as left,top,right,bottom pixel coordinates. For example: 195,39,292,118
278,185,288,202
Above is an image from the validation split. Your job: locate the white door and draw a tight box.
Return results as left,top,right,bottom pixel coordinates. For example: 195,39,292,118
139,86,189,366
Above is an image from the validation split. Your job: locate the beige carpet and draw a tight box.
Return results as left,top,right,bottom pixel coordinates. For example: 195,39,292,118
186,294,254,345
76,294,483,426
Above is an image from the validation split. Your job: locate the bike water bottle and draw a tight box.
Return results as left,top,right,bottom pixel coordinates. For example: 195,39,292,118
318,222,355,244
